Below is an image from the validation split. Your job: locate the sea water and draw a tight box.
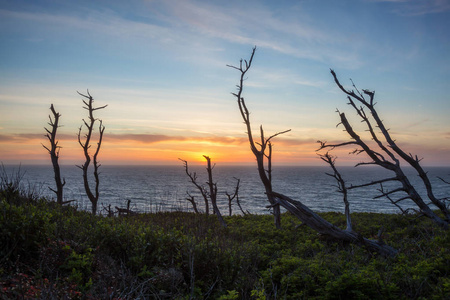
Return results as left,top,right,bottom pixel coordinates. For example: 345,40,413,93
2,164,449,215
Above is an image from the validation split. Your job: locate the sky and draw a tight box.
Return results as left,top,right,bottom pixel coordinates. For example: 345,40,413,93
1,0,449,167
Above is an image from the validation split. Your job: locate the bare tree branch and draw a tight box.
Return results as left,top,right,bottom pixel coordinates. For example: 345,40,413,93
180,157,227,227
322,70,449,228
77,90,107,215
226,177,242,216
186,192,200,214
203,155,227,227
348,176,399,190
179,158,210,215
319,153,352,232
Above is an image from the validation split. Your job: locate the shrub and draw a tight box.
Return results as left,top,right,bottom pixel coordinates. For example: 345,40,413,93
1,183,449,299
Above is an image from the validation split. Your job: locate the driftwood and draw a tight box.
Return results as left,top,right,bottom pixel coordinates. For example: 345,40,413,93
42,104,65,205
114,200,136,216
62,199,76,206
270,191,397,257
76,90,107,216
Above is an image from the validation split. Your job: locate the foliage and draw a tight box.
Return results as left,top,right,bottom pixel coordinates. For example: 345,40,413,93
1,179,449,299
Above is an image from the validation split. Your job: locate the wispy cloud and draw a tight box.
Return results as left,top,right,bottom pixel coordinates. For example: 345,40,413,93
1,130,317,148
369,0,450,16
105,133,247,145
161,0,361,64
249,68,326,89
0,133,75,143
0,0,362,67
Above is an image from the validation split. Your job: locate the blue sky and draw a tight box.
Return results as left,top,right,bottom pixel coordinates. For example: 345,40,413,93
1,0,449,166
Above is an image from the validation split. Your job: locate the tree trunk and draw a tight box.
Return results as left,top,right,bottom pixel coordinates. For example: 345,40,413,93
43,104,65,205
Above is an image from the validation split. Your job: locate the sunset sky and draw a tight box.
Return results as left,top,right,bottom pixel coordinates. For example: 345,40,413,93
1,0,449,166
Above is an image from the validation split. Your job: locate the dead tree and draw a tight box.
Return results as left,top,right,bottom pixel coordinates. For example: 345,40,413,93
228,48,397,256
42,104,66,205
77,90,107,215
203,155,227,227
180,159,210,215
317,70,449,229
179,156,228,227
226,177,247,216
115,199,136,216
186,193,200,214
319,153,352,231
228,46,291,229
270,191,397,256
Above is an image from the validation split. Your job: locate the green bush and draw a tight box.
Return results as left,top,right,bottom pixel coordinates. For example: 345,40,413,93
0,186,449,299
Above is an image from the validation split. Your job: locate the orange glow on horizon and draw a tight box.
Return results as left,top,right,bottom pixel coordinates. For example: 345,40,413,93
1,130,450,167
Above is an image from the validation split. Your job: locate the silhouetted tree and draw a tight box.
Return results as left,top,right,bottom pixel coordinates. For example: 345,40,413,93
319,153,352,231
226,177,247,216
180,158,210,215
228,47,290,229
318,70,449,229
185,194,200,214
180,156,230,227
42,104,65,205
77,90,107,215
203,155,227,227
229,48,397,256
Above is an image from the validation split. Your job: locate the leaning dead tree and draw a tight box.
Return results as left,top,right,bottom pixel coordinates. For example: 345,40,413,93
42,104,65,205
179,156,229,227
77,90,107,215
228,46,290,229
229,48,397,256
317,70,449,229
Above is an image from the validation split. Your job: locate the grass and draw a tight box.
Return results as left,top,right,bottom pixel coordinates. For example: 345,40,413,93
1,172,449,299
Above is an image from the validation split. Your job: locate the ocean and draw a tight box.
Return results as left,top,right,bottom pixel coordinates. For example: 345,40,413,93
2,164,449,215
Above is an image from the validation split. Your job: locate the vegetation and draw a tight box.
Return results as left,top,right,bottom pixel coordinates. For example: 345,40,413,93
1,174,449,299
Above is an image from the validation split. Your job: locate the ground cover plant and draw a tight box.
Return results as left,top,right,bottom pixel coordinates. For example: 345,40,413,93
1,174,449,299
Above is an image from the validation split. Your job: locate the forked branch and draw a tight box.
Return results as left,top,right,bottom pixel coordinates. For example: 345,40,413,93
319,152,352,231
77,90,107,215
179,158,210,215
321,70,448,228
180,157,227,227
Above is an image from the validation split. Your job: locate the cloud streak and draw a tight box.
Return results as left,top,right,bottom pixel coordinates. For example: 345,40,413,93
161,0,361,64
1,131,317,148
0,0,362,66
369,0,450,16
